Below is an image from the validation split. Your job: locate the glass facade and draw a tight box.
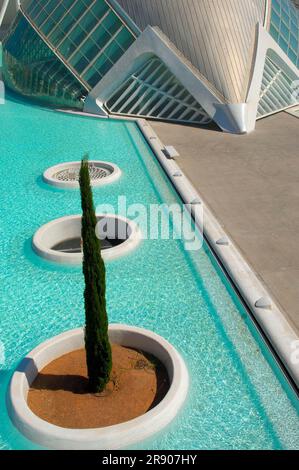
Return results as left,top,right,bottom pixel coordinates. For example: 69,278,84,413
270,0,299,68
106,56,212,125
23,0,136,90
2,13,86,109
257,53,297,117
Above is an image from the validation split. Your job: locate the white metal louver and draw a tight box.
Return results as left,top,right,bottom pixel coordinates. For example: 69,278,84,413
257,55,298,118
105,56,212,125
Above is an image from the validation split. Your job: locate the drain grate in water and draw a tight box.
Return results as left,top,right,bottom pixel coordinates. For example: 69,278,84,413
43,161,121,188
53,164,111,182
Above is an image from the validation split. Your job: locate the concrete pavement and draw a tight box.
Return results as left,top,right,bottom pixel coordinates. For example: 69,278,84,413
152,112,299,334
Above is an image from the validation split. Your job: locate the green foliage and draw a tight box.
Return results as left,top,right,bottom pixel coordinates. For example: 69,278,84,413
79,155,112,393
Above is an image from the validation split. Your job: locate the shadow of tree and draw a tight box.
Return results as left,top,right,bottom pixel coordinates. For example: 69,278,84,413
31,373,89,394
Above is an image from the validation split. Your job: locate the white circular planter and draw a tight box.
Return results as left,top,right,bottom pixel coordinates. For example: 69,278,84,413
43,161,121,189
32,214,142,264
7,325,189,450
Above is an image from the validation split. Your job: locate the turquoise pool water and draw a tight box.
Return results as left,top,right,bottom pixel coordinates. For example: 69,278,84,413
0,91,298,450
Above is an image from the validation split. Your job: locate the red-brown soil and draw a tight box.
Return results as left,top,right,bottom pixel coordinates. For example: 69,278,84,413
28,344,169,429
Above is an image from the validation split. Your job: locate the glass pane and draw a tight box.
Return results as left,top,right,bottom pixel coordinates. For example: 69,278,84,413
2,12,86,109
24,0,136,88
104,41,124,64
91,53,112,76
90,24,110,47
115,28,135,50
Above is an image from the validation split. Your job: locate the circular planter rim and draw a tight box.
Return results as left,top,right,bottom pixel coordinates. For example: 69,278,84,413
32,214,142,264
43,160,121,189
7,325,189,450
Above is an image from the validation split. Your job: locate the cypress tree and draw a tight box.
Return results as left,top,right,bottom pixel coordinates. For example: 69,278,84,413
79,156,112,393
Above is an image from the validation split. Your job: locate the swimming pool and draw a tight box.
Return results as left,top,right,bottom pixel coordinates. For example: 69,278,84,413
0,90,298,450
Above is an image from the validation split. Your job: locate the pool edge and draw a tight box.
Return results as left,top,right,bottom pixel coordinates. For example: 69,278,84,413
136,118,299,391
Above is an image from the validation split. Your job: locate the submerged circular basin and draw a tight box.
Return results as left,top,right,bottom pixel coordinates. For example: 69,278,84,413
32,214,141,264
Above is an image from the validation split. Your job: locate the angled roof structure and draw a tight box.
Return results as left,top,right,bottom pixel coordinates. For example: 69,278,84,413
116,0,266,103
1,0,299,133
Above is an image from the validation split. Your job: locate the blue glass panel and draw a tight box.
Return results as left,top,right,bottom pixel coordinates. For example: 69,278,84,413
281,9,289,25
290,21,298,35
270,24,279,42
290,34,298,51
2,12,86,109
270,0,299,68
272,0,281,14
23,0,136,90
272,10,281,29
281,21,290,41
279,35,289,53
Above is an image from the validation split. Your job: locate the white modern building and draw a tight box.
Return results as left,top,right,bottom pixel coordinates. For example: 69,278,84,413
1,0,299,133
